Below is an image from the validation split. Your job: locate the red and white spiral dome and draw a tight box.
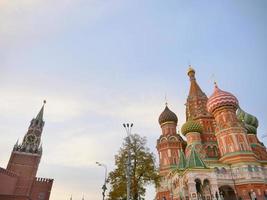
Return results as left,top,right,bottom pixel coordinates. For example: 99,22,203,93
207,84,239,113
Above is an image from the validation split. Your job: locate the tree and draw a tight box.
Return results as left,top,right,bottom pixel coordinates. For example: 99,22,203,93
107,133,160,200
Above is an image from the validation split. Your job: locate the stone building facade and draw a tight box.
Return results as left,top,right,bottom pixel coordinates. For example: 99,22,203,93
156,67,267,200
0,101,53,200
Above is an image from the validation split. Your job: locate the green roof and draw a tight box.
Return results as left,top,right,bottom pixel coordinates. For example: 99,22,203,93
236,107,258,134
181,119,203,135
186,145,207,169
178,149,186,170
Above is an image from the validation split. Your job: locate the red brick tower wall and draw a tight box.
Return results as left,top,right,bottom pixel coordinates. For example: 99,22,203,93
0,167,18,195
6,150,41,196
30,177,53,200
157,121,184,175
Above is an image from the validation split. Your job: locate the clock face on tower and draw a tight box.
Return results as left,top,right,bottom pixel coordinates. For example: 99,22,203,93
26,134,36,144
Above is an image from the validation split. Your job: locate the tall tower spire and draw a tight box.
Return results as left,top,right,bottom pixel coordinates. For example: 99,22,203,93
186,66,210,120
6,101,49,196
13,100,46,154
35,100,46,122
185,66,217,161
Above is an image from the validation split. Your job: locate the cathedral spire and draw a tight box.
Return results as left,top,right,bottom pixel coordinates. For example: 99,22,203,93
187,65,205,98
186,66,209,120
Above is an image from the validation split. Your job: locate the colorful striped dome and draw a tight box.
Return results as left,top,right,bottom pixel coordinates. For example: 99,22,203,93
158,105,178,125
237,107,258,128
181,119,203,135
237,107,258,134
207,84,239,113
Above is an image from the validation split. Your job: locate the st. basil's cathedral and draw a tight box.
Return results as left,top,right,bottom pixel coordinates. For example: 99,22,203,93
156,67,267,200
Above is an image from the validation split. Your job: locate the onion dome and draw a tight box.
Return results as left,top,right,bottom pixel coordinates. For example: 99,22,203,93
187,66,195,76
237,107,258,134
207,84,239,113
158,105,178,125
181,119,203,135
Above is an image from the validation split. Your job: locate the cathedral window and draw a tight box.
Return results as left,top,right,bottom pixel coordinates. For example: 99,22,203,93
214,167,220,173
220,167,227,174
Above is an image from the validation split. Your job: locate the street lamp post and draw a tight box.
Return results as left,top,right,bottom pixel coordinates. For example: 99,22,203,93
123,123,133,200
96,162,108,200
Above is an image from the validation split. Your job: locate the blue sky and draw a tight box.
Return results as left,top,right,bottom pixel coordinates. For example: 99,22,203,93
0,0,267,199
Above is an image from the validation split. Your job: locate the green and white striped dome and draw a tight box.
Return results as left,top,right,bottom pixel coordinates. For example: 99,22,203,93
181,119,203,135
237,107,258,134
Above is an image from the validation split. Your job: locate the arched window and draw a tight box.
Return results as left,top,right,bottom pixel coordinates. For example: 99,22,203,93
214,167,220,173
220,167,227,174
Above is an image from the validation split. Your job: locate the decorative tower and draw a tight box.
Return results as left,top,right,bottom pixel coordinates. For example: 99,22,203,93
186,66,211,120
207,84,257,164
156,104,185,200
157,104,185,174
185,66,218,160
181,119,204,157
7,101,46,196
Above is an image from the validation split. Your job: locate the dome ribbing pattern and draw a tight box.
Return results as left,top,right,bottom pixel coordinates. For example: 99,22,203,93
158,105,178,125
181,120,203,135
207,84,239,113
237,107,258,134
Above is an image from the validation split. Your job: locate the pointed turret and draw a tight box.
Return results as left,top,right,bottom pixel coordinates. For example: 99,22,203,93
187,66,206,99
186,66,210,120
186,145,207,169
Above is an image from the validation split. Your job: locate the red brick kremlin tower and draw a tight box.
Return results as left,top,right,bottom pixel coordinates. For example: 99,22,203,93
0,101,53,200
156,67,267,200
